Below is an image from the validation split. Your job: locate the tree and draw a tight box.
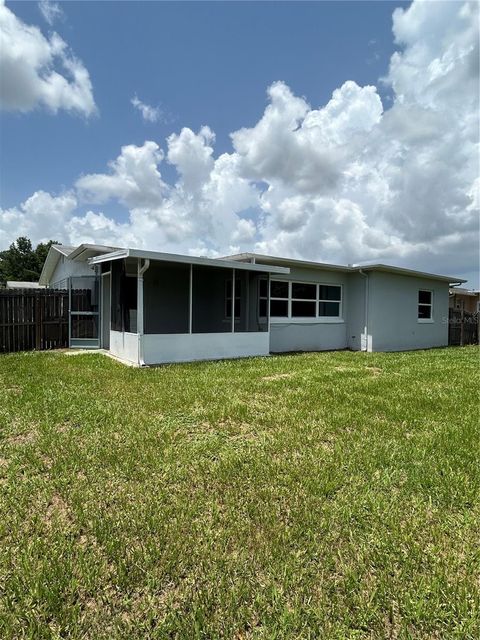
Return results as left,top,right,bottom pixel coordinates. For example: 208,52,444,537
0,237,59,285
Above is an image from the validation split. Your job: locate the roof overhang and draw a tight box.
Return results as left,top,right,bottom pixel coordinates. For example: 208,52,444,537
68,244,118,261
223,252,351,273
39,245,66,285
223,252,466,284
88,248,290,275
356,263,467,284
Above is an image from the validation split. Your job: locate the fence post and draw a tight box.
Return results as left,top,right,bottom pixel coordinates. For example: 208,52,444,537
35,293,41,350
460,309,464,347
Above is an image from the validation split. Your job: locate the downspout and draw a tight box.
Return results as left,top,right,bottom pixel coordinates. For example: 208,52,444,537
137,258,150,366
359,269,370,352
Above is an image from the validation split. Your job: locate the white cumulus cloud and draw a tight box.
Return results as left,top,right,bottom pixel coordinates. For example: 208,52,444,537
131,95,162,123
0,0,96,116
38,0,64,26
1,0,478,283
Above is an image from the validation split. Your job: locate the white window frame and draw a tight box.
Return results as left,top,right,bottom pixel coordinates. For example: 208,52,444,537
269,280,290,319
318,283,342,320
269,279,343,323
258,277,269,320
291,281,317,319
418,289,434,323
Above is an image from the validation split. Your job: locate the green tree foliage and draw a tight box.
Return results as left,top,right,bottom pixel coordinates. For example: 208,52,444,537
0,237,59,285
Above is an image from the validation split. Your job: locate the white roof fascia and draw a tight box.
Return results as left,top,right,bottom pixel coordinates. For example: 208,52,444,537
88,248,290,275
39,245,65,285
53,245,75,257
224,252,466,283
356,263,466,284
224,252,351,273
68,244,118,262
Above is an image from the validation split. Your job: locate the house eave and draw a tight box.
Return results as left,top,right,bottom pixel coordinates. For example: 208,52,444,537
355,263,467,284
88,248,290,274
223,252,466,284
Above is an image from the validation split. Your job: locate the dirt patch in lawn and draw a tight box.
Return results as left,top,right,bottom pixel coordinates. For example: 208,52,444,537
366,366,382,376
44,493,74,529
261,373,294,381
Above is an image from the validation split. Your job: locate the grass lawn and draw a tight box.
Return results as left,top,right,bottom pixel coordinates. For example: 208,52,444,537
0,347,479,639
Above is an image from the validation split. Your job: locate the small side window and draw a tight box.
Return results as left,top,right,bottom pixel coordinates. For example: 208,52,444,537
418,290,433,320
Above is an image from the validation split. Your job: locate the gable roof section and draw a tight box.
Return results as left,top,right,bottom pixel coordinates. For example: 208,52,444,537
39,243,119,285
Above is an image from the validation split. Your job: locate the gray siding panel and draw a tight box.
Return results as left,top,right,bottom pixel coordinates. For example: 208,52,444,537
50,258,95,288
346,273,366,351
270,322,347,352
269,265,348,353
368,272,449,351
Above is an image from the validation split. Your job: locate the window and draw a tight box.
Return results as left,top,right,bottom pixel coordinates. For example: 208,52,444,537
258,278,268,318
291,282,316,317
318,285,341,317
267,280,343,319
270,280,289,317
418,290,433,321
225,278,241,319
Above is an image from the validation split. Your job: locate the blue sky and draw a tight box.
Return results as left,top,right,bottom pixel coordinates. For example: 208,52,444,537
1,1,478,286
2,1,401,207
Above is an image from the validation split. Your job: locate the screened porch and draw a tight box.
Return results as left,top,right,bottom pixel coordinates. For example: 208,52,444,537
91,249,289,365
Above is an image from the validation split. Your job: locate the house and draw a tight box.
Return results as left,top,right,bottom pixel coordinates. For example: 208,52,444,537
449,287,480,314
39,243,466,365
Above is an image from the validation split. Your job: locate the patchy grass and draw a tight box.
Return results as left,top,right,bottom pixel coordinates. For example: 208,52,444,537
0,346,479,639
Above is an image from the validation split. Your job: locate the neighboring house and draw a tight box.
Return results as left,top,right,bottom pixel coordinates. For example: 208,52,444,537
39,243,466,365
449,287,480,314
6,281,45,289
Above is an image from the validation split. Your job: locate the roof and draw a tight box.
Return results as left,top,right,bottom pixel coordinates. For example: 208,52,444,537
222,252,466,284
6,281,45,289
88,248,290,274
39,243,118,285
40,243,466,286
68,244,118,261
449,287,479,296
52,244,75,257
355,263,465,283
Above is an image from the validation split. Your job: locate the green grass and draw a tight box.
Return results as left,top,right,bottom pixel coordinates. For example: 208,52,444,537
0,347,479,639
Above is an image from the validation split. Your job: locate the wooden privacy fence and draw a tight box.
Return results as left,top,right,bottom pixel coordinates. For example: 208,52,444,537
448,308,479,346
0,289,69,353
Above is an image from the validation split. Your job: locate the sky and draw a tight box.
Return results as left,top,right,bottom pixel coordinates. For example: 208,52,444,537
0,0,479,287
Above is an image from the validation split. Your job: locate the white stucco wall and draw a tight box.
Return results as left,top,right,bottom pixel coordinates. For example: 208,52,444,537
110,331,139,364
368,272,449,351
50,256,95,288
268,265,349,353
269,322,347,352
142,332,270,365
345,273,369,351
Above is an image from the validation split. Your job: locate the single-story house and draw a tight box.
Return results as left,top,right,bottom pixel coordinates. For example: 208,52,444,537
449,287,480,314
39,243,466,365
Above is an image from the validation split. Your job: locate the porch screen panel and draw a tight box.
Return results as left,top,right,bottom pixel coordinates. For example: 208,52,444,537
192,266,233,333
70,275,100,341
144,262,190,334
234,271,268,332
110,260,137,332
111,260,123,331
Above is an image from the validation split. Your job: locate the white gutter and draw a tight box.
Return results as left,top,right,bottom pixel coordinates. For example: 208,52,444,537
137,258,150,366
359,269,370,352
